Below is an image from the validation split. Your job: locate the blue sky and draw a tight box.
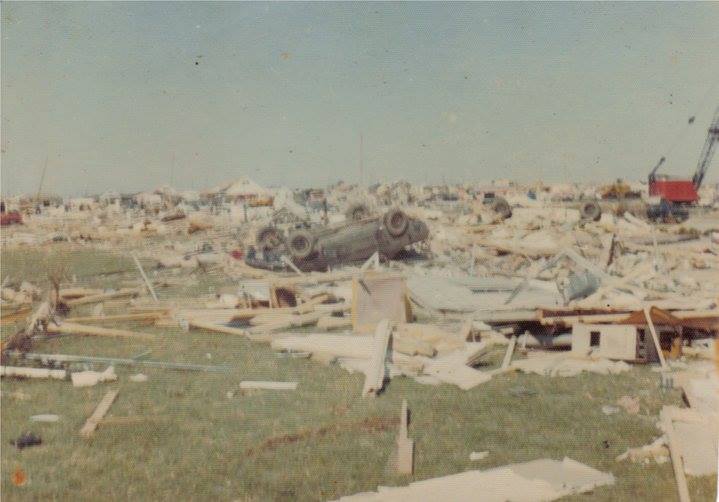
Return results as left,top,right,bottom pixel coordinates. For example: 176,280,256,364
2,2,718,195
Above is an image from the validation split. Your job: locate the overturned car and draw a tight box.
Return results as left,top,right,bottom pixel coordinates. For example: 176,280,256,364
246,208,429,272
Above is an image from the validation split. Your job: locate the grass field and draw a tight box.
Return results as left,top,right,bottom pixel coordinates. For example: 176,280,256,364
1,246,716,501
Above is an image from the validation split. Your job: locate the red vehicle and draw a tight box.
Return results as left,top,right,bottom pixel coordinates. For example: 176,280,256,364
648,106,719,205
0,210,23,226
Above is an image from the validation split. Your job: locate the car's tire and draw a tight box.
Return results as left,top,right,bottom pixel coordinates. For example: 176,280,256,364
256,226,284,251
490,197,512,220
580,201,601,221
287,229,315,260
384,208,409,237
346,202,371,221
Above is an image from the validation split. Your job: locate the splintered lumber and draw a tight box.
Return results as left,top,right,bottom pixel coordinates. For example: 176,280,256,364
64,312,165,324
58,287,104,299
396,399,414,474
296,293,330,312
317,315,352,331
0,304,32,323
249,312,295,326
8,351,228,372
47,322,155,341
1,366,67,380
0,301,51,352
643,307,668,370
661,409,691,502
393,335,436,357
314,302,351,314
362,319,392,397
187,319,249,337
131,253,158,302
599,233,615,268
239,381,298,390
80,389,119,438
249,311,325,334
501,336,517,370
270,270,357,287
66,288,139,307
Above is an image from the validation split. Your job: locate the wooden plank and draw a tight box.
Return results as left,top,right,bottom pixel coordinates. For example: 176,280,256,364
187,319,249,337
396,398,414,474
58,287,105,299
501,336,517,370
64,312,164,323
540,309,719,327
662,410,691,502
643,306,668,370
269,270,358,287
80,389,119,438
248,310,325,334
362,319,392,397
393,335,436,357
66,288,139,307
1,366,67,380
317,315,352,331
599,233,615,268
48,322,155,341
132,253,158,302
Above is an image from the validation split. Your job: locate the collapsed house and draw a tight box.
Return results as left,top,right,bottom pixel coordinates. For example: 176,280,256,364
1,177,718,500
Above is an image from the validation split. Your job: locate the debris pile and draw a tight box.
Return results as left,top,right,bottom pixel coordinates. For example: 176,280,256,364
2,177,718,499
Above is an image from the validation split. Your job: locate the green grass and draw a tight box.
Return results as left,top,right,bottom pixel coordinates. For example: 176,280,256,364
1,247,716,501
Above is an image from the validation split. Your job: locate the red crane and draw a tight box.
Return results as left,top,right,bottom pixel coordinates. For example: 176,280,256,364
648,106,719,204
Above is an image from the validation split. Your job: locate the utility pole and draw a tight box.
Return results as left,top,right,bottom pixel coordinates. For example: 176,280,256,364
35,156,48,205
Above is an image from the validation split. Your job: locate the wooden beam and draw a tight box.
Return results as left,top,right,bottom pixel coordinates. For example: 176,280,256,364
644,306,668,370
80,389,119,438
396,399,414,474
662,410,691,502
64,312,164,323
48,322,155,341
501,336,517,370
187,319,249,337
66,289,139,307
131,253,158,302
362,319,392,397
1,366,67,380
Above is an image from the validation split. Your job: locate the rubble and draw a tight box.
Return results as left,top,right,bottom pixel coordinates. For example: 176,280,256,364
2,176,718,498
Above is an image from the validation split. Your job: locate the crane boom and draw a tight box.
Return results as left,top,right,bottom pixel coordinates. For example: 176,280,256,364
692,106,719,189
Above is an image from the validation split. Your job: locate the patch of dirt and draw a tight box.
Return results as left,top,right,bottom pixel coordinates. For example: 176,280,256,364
246,415,399,456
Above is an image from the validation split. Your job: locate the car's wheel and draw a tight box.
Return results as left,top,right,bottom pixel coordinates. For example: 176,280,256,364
384,208,409,237
345,202,371,221
287,229,315,260
256,226,284,251
490,197,512,219
580,201,601,221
